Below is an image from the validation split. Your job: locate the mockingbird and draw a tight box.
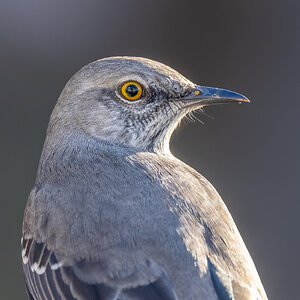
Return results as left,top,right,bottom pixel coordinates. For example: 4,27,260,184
21,57,268,300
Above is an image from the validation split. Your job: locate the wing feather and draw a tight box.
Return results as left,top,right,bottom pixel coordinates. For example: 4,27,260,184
22,237,177,300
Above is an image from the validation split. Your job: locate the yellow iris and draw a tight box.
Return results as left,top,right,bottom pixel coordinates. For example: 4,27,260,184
121,81,143,101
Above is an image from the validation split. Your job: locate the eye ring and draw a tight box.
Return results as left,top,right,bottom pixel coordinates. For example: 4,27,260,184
121,81,143,101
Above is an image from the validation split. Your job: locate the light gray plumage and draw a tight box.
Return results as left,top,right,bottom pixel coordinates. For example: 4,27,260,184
21,56,268,300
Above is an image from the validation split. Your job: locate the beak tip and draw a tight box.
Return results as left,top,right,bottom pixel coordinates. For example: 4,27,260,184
239,97,251,103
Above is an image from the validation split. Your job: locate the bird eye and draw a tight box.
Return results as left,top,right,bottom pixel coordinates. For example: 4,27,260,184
121,81,143,101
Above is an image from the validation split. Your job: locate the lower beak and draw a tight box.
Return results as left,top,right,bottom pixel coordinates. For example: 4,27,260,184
178,85,250,109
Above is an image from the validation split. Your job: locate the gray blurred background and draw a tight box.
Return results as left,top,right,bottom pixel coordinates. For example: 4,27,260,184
0,0,299,299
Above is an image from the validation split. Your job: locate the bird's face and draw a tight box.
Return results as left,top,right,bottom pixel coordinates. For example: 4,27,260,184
52,57,249,154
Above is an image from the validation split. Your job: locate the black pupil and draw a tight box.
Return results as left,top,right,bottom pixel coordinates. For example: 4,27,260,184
126,84,139,97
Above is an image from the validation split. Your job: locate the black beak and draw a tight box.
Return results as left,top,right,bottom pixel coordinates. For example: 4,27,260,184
178,85,250,109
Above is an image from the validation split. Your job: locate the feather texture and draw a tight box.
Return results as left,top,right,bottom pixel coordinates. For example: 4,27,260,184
22,238,179,300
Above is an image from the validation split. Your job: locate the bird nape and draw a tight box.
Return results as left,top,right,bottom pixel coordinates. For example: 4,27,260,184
21,56,267,300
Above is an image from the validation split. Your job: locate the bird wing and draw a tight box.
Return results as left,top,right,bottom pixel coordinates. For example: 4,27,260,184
21,237,178,300
22,237,261,300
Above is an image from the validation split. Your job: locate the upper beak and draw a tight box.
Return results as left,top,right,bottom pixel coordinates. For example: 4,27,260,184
178,85,250,109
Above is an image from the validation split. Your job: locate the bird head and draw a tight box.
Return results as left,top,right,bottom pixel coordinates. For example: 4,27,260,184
51,57,249,154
